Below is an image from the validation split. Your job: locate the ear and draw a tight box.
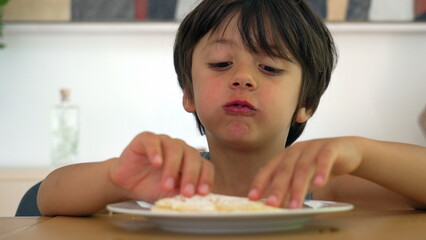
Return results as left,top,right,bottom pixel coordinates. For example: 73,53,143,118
182,89,196,113
294,107,312,123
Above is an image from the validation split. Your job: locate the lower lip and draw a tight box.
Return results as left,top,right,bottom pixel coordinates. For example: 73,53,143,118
223,106,256,114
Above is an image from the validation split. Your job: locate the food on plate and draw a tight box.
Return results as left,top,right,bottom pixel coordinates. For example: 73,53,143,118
152,194,282,212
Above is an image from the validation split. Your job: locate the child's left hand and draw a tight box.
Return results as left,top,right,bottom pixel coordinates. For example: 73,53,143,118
248,137,363,208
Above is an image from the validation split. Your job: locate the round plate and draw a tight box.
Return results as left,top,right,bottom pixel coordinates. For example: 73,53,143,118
107,200,353,234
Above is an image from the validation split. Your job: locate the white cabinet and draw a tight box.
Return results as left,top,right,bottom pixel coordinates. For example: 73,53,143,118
0,168,51,217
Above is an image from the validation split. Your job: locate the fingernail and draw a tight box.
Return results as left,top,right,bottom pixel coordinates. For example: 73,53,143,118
266,195,278,205
184,184,195,196
198,184,210,195
153,154,162,165
314,175,324,185
164,177,174,190
290,199,299,209
248,189,259,199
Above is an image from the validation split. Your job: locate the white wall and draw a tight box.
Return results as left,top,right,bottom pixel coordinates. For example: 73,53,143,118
301,25,426,145
1,23,425,167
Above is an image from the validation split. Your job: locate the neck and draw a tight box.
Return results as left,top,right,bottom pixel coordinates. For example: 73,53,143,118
208,143,284,197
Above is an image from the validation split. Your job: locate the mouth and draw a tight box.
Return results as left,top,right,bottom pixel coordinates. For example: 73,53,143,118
223,100,257,114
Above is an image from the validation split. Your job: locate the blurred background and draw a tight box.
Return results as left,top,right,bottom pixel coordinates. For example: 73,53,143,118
0,0,426,217
0,0,425,167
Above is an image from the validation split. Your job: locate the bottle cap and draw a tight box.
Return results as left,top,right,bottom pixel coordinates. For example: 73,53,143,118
60,88,70,102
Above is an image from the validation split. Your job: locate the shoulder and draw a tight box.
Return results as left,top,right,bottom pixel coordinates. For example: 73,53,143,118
200,152,210,160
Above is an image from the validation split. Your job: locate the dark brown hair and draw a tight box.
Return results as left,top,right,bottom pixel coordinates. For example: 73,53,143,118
174,0,337,146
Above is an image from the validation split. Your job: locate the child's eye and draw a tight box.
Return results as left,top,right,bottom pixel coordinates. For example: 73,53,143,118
209,62,233,70
259,65,284,75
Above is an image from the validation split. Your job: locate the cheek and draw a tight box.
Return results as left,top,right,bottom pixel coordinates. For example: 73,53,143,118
191,68,223,110
194,80,222,110
261,85,300,123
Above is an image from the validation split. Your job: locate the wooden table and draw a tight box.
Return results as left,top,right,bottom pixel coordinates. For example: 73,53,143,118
2,209,426,240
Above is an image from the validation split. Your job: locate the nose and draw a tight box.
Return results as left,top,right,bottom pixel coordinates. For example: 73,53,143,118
231,80,255,88
229,68,257,91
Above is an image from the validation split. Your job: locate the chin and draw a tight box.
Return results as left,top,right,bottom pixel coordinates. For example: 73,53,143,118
222,131,260,149
224,123,254,139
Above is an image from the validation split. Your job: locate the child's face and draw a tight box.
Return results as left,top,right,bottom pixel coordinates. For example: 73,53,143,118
184,16,309,150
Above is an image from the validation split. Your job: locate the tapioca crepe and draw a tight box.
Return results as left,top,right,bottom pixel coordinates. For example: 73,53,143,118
152,194,282,212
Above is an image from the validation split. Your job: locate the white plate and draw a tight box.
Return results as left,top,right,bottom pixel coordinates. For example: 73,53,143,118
107,200,353,234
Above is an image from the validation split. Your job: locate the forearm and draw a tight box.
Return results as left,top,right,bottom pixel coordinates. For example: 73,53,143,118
38,158,131,216
352,137,426,208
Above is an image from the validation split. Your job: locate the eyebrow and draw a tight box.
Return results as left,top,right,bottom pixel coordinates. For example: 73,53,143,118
202,37,295,63
202,39,237,52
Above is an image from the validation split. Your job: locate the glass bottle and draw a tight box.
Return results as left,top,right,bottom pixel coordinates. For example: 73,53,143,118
50,89,79,166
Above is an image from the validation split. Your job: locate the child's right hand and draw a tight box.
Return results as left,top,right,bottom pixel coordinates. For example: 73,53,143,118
109,132,214,203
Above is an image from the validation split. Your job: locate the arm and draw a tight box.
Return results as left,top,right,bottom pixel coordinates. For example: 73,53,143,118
348,138,426,209
38,159,129,216
38,132,214,216
249,137,426,209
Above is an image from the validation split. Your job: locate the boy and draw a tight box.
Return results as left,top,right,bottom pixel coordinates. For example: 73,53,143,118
38,0,426,216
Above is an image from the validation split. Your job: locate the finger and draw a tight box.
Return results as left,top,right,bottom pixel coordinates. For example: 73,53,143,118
248,157,282,201
131,132,163,167
160,136,185,191
179,144,202,197
288,152,316,209
197,160,215,196
281,193,291,209
313,147,336,187
262,151,300,207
